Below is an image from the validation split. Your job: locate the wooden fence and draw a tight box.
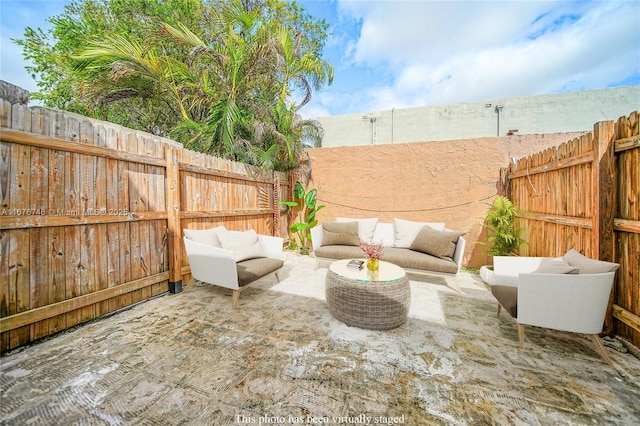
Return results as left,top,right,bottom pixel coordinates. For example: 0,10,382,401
500,111,640,348
0,102,291,353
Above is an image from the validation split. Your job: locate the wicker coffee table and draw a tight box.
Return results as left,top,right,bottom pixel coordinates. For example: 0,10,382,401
325,259,411,330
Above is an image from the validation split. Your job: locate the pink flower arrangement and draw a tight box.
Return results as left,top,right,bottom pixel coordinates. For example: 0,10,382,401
359,239,384,260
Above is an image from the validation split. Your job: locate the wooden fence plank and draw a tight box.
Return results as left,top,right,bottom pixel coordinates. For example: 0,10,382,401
8,135,31,348
93,126,109,317
28,107,50,339
64,117,82,328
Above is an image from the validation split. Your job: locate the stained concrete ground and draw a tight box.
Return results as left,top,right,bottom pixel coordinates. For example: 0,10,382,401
2,254,640,426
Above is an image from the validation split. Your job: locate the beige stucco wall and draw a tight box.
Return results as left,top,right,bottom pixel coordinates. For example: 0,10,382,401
308,132,586,268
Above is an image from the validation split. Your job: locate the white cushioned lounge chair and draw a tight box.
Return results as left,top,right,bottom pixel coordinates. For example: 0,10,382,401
490,250,620,368
183,227,284,309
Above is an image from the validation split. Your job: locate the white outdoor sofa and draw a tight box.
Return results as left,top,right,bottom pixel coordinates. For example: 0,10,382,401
311,218,466,291
489,250,620,368
183,227,284,309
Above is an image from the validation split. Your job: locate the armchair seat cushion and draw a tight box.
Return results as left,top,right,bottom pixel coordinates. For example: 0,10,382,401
491,285,518,318
237,258,284,287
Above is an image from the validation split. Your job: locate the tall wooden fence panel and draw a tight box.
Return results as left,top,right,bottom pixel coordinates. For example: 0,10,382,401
503,111,639,348
612,113,640,348
0,101,290,352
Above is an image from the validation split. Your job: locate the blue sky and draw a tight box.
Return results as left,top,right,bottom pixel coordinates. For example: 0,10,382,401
2,0,639,119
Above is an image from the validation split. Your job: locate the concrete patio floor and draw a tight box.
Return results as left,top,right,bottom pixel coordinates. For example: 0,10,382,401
2,254,639,425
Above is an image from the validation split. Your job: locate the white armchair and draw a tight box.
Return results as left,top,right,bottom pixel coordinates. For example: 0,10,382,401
183,227,284,309
490,251,619,368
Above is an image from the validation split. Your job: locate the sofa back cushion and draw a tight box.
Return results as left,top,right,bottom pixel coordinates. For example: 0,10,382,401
321,221,360,246
532,258,579,274
183,226,226,247
218,229,266,262
393,218,445,248
337,217,379,242
563,249,619,274
409,225,465,260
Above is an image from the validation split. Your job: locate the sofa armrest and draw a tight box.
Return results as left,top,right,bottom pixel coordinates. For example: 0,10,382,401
258,234,284,260
452,236,466,273
311,225,323,251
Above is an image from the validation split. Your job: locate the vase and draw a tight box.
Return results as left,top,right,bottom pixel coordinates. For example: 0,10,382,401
367,258,379,272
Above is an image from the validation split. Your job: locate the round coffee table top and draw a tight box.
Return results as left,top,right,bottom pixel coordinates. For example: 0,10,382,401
329,258,406,283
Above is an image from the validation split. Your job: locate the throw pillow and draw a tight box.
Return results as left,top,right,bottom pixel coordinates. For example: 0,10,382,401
563,249,619,274
217,229,266,262
410,225,465,260
337,217,379,242
183,226,226,247
321,221,360,246
532,259,579,274
393,218,446,248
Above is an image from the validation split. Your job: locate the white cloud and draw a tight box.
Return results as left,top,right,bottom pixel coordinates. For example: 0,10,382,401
317,0,640,116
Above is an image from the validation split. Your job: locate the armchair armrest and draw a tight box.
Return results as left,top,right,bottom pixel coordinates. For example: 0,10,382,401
493,256,547,286
183,237,239,288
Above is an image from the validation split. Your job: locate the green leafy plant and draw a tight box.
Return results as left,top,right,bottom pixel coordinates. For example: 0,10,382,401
280,182,325,254
481,196,527,256
285,237,300,251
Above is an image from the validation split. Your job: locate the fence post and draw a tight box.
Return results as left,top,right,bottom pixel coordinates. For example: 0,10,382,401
592,120,616,333
272,172,280,237
166,147,183,293
497,167,509,197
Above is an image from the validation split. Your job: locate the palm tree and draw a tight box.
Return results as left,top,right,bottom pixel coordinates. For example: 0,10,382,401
71,0,333,172
274,26,333,108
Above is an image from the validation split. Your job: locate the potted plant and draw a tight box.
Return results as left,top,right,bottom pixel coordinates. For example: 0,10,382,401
478,195,527,285
280,182,325,255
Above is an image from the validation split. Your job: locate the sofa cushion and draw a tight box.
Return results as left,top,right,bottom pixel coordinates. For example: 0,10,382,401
393,218,445,248
382,247,459,274
337,217,379,242
491,285,518,318
410,226,465,261
563,249,619,274
321,221,360,246
315,245,365,260
218,229,266,262
236,258,284,287
183,226,226,247
532,258,579,274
